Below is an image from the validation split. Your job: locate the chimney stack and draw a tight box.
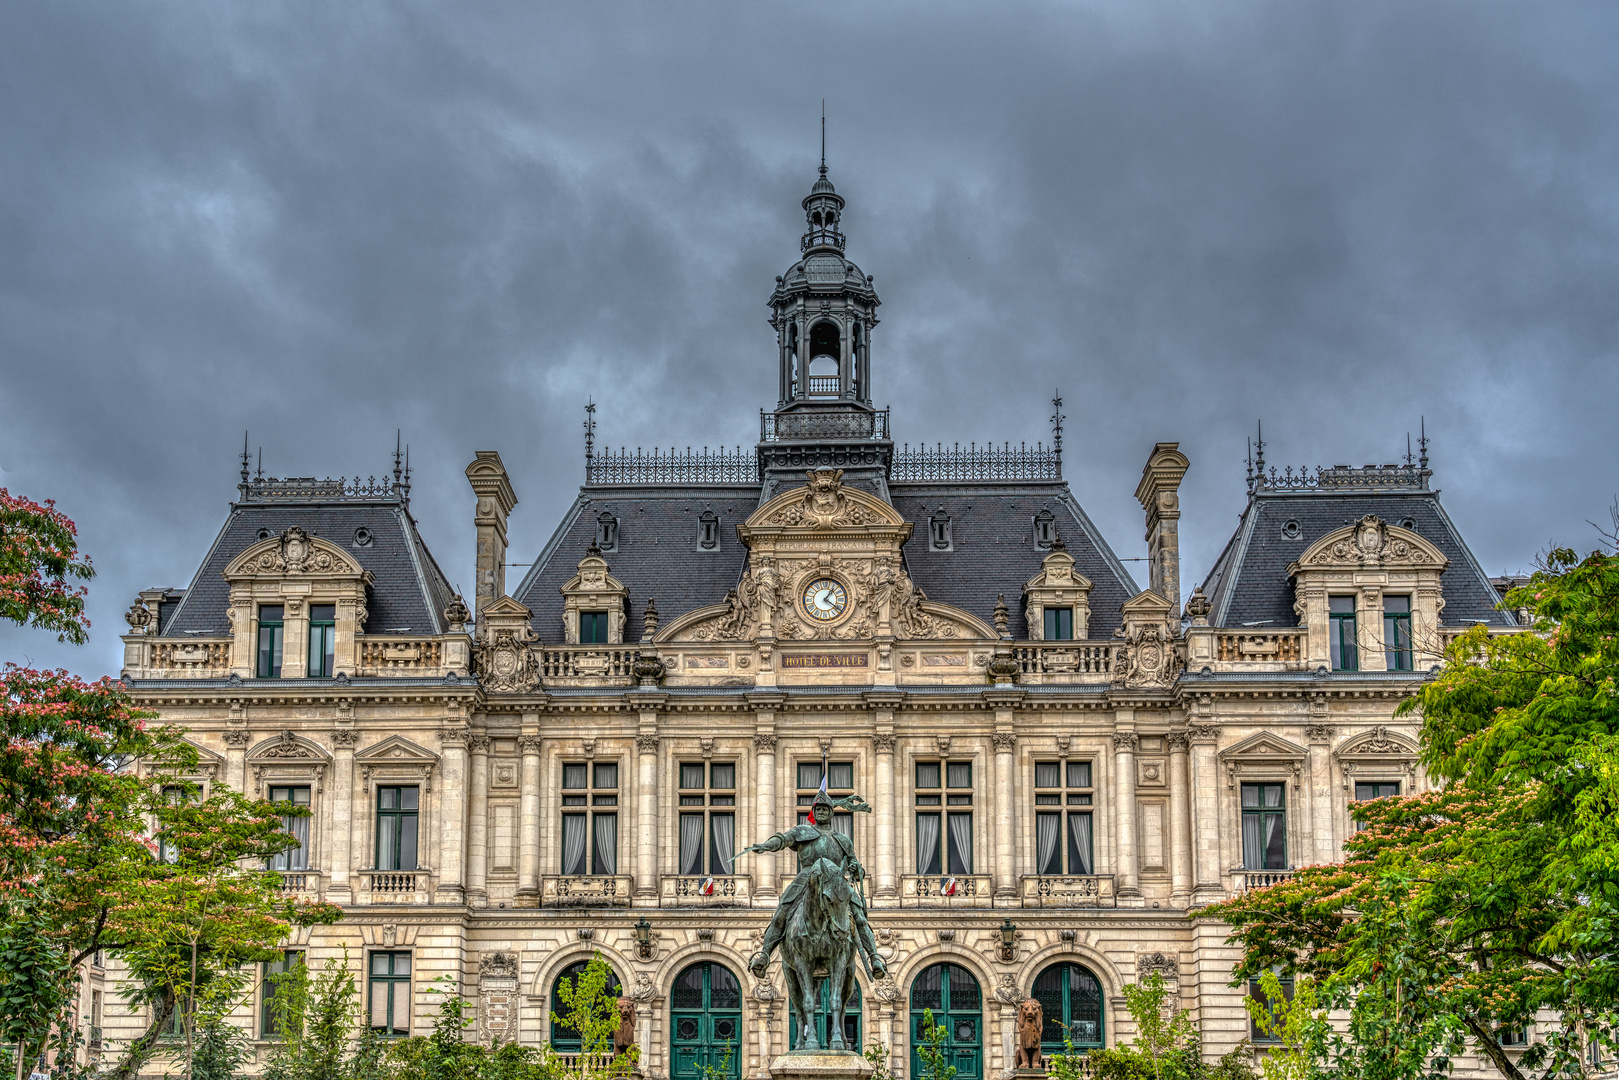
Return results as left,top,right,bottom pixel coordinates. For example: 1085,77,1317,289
1135,443,1190,607
465,451,519,617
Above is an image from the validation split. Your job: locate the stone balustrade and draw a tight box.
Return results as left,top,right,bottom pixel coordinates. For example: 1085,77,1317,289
1231,869,1295,893
540,874,634,907
899,873,994,907
356,635,468,677
658,874,752,907
1214,630,1305,665
1018,874,1117,908
1011,642,1116,682
276,870,322,897
539,646,639,684
359,870,429,901
150,639,233,677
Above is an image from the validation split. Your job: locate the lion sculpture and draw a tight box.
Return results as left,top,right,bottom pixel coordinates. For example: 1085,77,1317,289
612,998,637,1059
1015,996,1044,1070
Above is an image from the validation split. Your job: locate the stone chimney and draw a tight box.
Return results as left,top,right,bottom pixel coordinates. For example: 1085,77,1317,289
465,451,518,617
1134,442,1190,606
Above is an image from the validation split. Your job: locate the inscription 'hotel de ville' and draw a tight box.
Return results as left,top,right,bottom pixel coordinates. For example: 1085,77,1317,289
111,159,1523,1080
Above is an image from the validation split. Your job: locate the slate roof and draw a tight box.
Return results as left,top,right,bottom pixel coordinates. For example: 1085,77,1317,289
161,491,457,638
514,479,1139,644
1200,486,1513,629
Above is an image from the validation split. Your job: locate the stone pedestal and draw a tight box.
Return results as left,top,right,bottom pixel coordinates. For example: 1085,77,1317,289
769,1051,874,1080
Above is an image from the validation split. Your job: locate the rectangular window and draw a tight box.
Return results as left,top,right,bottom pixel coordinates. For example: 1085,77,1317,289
561,762,618,875
579,611,609,644
1033,760,1094,874
268,786,311,871
1384,595,1412,671
1353,781,1401,832
915,760,973,875
1329,596,1358,671
678,761,737,876
1043,607,1074,641
1498,1027,1528,1048
375,786,419,871
156,784,187,864
1248,974,1294,1043
797,761,855,838
307,603,335,678
257,604,285,678
89,990,103,1048
368,952,411,1037
1241,783,1287,870
261,950,304,1037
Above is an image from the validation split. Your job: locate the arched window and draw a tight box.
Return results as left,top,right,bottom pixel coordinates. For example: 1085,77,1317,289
670,962,741,1080
1032,962,1104,1058
910,963,981,1080
808,322,841,396
549,959,623,1053
930,510,952,551
596,512,618,552
698,511,720,551
1033,509,1056,550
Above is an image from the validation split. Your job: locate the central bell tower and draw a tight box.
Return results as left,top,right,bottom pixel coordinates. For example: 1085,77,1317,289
759,159,891,497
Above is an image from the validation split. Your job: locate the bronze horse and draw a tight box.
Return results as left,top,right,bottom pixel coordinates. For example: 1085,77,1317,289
779,857,861,1052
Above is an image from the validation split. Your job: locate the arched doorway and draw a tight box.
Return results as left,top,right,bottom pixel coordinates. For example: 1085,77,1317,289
1032,962,1104,1059
910,963,981,1080
549,959,623,1052
670,961,742,1080
788,979,862,1051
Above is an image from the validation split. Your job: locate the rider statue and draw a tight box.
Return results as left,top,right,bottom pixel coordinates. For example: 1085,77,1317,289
742,787,887,982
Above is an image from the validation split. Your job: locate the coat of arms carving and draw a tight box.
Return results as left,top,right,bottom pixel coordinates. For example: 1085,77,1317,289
476,629,537,693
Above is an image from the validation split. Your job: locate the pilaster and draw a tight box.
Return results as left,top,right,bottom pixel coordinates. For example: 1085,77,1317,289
1167,729,1192,905
1112,718,1140,900
516,714,543,906
467,731,491,907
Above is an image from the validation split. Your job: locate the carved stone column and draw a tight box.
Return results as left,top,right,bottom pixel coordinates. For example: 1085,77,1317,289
872,732,896,900
467,733,491,908
748,692,785,899
1188,715,1223,904
1305,720,1335,865
631,692,666,901
516,729,543,904
1167,730,1192,905
328,726,358,903
1112,725,1140,899
436,724,470,902
992,731,1017,898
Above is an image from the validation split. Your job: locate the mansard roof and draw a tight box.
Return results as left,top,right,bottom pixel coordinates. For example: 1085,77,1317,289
512,476,1139,644
1199,465,1512,630
160,477,457,638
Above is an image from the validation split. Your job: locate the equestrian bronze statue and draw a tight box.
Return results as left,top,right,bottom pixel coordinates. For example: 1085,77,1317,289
737,787,886,1053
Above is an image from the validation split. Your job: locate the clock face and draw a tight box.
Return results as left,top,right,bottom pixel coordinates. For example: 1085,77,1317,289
801,577,849,621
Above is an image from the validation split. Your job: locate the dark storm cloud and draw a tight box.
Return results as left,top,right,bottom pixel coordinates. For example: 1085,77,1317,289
2,0,1615,672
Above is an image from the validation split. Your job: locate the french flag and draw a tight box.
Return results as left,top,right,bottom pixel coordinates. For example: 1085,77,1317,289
940,877,959,897
699,877,716,896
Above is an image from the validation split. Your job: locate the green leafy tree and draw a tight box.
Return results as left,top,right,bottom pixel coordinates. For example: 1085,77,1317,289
0,894,74,1080
263,951,363,1080
1074,973,1251,1080
1202,532,1619,1080
552,954,635,1078
1245,974,1329,1080
913,1009,956,1080
0,489,93,644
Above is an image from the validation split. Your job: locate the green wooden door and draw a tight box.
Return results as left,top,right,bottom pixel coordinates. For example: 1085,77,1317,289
671,962,742,1080
909,963,981,1080
789,978,862,1050
1032,962,1104,1060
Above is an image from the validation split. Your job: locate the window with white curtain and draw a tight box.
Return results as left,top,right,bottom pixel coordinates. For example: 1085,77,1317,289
561,761,618,875
1033,761,1093,875
1241,783,1287,869
678,761,736,875
915,760,973,875
268,785,310,871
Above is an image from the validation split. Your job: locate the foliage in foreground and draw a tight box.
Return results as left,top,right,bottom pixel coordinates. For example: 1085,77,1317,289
1201,535,1619,1080
1052,973,1256,1080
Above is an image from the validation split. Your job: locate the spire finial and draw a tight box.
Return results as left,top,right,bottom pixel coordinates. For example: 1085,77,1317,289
1405,432,1414,467
584,398,597,479
256,447,263,481
1418,415,1429,470
820,100,827,178
393,429,403,485
240,431,251,484
402,444,411,504
1050,390,1065,477
1245,437,1254,495
1254,420,1266,478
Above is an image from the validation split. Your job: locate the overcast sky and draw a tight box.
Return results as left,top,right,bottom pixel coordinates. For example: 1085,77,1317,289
2,1,1616,675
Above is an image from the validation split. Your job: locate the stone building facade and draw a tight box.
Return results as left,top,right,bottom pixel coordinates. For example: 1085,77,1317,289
108,166,1521,1079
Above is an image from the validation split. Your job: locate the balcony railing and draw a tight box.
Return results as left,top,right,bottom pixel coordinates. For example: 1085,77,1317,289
1214,630,1304,664
899,874,994,907
360,871,426,899
552,1053,627,1078
1013,642,1115,680
761,408,890,442
659,874,751,907
540,646,639,682
152,639,233,675
541,874,634,907
1232,870,1295,893
276,870,321,896
1019,874,1117,908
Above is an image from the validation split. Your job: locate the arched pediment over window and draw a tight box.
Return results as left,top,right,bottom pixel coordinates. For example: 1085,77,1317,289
224,527,371,581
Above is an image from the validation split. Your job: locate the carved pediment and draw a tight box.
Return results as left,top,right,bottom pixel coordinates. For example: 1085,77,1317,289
1334,725,1420,787
1292,516,1447,573
247,730,332,764
355,735,439,769
744,470,907,532
1336,725,1418,757
225,527,370,580
144,738,225,780
1219,732,1308,787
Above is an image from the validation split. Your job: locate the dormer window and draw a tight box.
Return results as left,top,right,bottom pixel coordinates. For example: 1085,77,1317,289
257,605,284,678
307,604,335,678
698,511,720,551
579,611,610,645
596,512,618,552
1033,509,1056,549
929,510,952,551
1043,608,1074,641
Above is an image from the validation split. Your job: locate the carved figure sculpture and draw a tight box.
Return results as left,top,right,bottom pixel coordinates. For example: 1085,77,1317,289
1015,997,1045,1070
612,997,637,1059
738,785,884,1052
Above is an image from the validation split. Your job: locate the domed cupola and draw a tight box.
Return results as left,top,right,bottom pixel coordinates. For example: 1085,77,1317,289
767,159,881,412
